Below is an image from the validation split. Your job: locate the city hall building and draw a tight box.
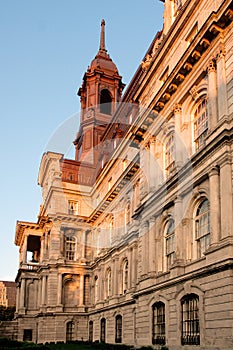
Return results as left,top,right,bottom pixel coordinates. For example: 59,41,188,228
5,0,233,348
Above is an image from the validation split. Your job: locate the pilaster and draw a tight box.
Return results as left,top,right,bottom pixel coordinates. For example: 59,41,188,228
209,166,220,245
216,46,228,119
207,59,218,130
220,158,232,239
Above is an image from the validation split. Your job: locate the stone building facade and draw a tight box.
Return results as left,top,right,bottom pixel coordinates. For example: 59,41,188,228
0,281,16,307
7,0,233,348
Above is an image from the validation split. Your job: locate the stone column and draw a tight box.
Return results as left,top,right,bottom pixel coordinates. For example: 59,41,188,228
41,275,47,306
149,137,156,191
57,273,62,306
155,216,163,272
207,59,218,130
128,248,132,289
140,221,149,276
148,216,156,273
140,145,149,199
19,278,26,309
174,196,183,261
131,244,137,288
220,158,232,239
216,47,228,119
40,236,45,262
113,257,119,296
80,274,84,305
16,285,20,312
44,231,49,259
173,104,183,168
22,235,28,264
209,166,220,245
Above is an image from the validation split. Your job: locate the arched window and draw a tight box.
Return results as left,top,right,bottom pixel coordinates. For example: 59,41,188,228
115,315,123,343
152,302,166,345
122,259,128,294
66,321,74,342
106,268,111,298
165,133,175,177
100,318,106,343
65,236,76,261
193,98,208,150
100,89,112,115
165,219,175,269
195,199,210,257
89,320,93,342
181,294,200,345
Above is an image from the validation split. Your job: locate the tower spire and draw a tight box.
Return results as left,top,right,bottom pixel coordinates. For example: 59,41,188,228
99,19,106,52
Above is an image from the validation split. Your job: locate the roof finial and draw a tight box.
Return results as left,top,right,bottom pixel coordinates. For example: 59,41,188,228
99,19,106,52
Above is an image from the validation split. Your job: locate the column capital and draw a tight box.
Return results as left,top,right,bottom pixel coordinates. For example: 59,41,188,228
207,59,216,73
172,103,182,114
215,46,226,62
209,165,219,177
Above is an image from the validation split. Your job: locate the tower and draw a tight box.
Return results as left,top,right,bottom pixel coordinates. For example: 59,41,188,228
74,19,125,164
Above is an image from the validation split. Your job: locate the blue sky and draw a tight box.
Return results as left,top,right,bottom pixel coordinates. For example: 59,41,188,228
0,1,164,280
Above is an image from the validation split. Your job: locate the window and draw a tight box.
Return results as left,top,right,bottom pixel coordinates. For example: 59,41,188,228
152,302,166,345
23,329,32,341
89,321,93,342
100,89,112,115
195,199,210,257
66,321,74,342
100,318,106,343
115,315,123,343
122,260,128,294
65,236,76,261
106,268,111,298
194,98,208,150
181,294,200,345
165,133,175,177
165,219,175,269
68,200,78,215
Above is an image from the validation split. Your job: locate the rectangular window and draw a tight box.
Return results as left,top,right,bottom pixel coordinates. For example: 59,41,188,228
100,318,106,343
152,302,166,345
23,329,32,342
181,295,200,345
115,315,122,343
65,236,76,261
68,200,78,215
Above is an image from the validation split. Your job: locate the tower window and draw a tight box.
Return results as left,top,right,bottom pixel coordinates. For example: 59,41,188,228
100,89,112,115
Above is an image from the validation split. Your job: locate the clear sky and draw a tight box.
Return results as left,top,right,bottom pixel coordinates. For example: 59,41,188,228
0,0,164,281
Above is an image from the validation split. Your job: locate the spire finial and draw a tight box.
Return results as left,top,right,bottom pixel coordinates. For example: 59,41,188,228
99,19,106,52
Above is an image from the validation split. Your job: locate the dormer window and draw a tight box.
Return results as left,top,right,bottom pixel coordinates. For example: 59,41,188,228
68,201,78,215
